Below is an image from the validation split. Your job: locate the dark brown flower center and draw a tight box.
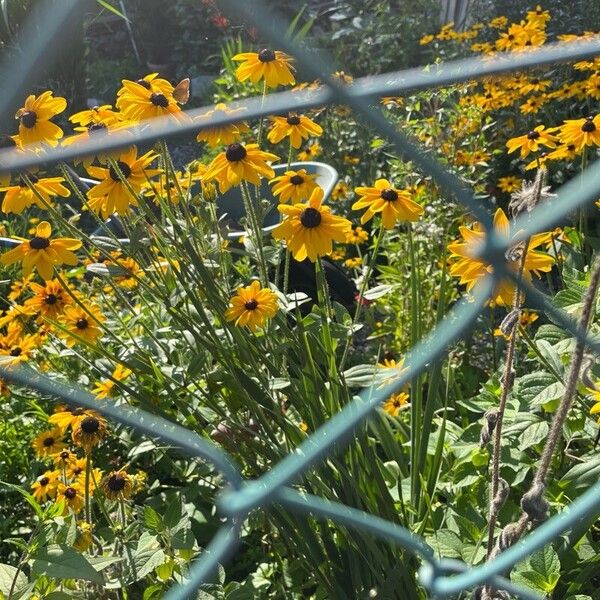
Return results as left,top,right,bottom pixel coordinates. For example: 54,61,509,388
258,48,276,62
76,318,89,330
286,114,301,126
73,467,82,476
527,130,540,140
244,299,258,311
107,474,126,492
80,416,100,433
225,143,247,162
290,175,304,185
60,450,70,460
29,236,50,250
10,347,21,357
109,160,132,182
45,294,58,305
582,117,596,132
39,476,50,486
64,487,77,499
300,207,322,228
43,436,55,446
381,188,398,201
136,78,152,89
150,92,169,108
20,111,37,128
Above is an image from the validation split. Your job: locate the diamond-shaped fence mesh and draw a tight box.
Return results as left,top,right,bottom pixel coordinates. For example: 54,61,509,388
1,1,600,599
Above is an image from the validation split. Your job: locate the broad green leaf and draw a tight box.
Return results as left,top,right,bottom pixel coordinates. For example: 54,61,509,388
0,563,27,596
30,545,103,584
561,454,600,483
425,529,463,559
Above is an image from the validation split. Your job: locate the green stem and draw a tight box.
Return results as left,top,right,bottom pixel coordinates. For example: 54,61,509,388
257,80,268,146
240,180,269,286
340,222,386,370
84,453,92,525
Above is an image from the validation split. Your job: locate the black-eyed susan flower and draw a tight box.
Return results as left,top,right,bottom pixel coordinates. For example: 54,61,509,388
331,180,350,200
382,392,410,417
232,49,295,88
49,405,95,432
22,279,72,320
526,5,550,27
272,187,351,262
144,170,192,205
55,482,85,514
195,103,249,147
267,113,323,149
32,428,66,458
116,75,184,122
31,470,59,502
0,323,41,365
270,169,319,204
497,176,522,193
0,173,70,215
53,449,77,471
73,521,93,552
15,91,66,147
72,413,107,453
224,280,279,330
344,256,362,269
85,147,160,217
101,470,134,501
346,226,369,244
352,179,423,229
0,221,82,281
203,143,279,193
448,208,554,306
59,304,105,347
92,363,132,399
69,104,120,128
67,457,86,480
558,115,600,150
506,125,557,158
546,142,579,162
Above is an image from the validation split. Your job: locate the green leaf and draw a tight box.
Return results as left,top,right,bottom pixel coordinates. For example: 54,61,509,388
512,546,560,593
30,545,103,584
87,555,123,571
95,1,129,22
143,505,163,531
504,414,549,450
561,454,600,483
425,529,463,559
131,534,165,581
0,563,27,596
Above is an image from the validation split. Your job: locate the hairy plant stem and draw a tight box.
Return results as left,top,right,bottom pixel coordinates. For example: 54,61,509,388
240,180,269,286
85,453,92,525
486,240,529,559
256,80,268,146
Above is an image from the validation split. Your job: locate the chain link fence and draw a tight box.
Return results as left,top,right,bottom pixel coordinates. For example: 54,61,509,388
1,1,599,598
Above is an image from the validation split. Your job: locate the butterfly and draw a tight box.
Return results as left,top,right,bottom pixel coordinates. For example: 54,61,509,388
173,78,190,105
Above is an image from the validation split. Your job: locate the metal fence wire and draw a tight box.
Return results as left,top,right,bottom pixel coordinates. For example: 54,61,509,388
1,2,600,599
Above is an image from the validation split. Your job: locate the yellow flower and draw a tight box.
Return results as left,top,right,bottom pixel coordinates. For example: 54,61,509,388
0,221,81,281
69,104,120,128
519,96,545,114
224,280,279,330
0,174,70,215
116,75,184,122
448,208,555,306
270,169,319,204
49,405,96,433
494,311,538,338
15,91,66,147
344,256,362,269
59,304,105,347
557,115,600,150
144,170,192,205
497,176,522,193
419,34,434,45
489,16,508,29
92,363,132,399
31,470,59,502
267,113,323,149
195,103,249,147
55,482,85,514
526,5,550,28
382,392,409,417
588,386,600,423
101,470,134,501
352,179,423,229
331,181,349,200
53,449,77,470
73,521,93,552
506,125,557,158
546,142,579,162
203,143,279,193
72,413,108,453
86,147,160,218
273,187,351,262
23,279,72,320
32,428,66,458
67,457,86,480
346,226,369,244
232,49,295,88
